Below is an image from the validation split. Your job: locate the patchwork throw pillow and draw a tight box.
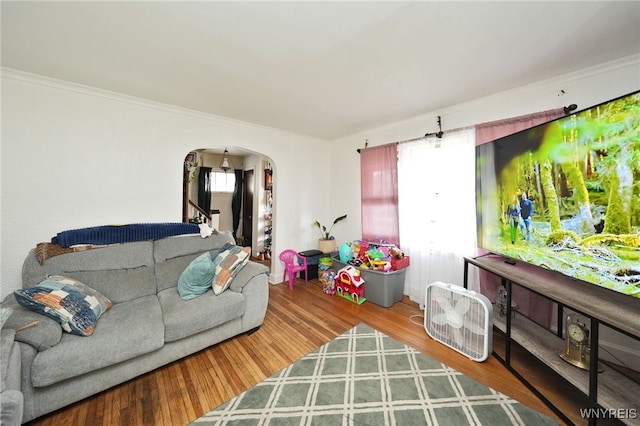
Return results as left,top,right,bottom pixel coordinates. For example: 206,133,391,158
14,275,113,336
178,252,215,300
212,243,251,295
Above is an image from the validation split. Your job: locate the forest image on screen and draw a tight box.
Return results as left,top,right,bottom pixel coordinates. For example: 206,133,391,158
476,91,640,298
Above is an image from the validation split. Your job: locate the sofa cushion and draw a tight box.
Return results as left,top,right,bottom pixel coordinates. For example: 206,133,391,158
178,252,215,300
30,295,164,387
1,294,62,351
153,231,235,292
158,287,244,343
153,231,234,263
14,275,113,336
22,241,157,304
212,244,251,295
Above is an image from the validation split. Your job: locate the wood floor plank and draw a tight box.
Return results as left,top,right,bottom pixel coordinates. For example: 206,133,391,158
153,366,173,426
24,277,584,425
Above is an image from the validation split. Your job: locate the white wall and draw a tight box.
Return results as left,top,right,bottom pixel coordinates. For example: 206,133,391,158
1,69,331,296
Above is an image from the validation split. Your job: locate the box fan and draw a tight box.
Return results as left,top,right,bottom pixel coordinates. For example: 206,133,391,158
424,282,493,362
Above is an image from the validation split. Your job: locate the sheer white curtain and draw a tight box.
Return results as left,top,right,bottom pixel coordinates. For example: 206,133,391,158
398,128,478,306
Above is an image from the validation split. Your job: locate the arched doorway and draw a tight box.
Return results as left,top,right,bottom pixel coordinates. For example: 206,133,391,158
182,147,275,263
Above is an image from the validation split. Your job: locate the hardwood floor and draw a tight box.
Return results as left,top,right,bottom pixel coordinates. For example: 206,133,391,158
27,277,590,426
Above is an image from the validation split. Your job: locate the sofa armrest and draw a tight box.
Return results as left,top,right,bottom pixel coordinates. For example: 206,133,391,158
0,390,23,426
229,261,269,293
0,329,24,426
1,329,18,391
2,295,63,351
1,328,24,426
231,263,269,331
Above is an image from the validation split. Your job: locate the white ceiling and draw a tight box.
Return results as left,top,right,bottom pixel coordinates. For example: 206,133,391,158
2,1,639,140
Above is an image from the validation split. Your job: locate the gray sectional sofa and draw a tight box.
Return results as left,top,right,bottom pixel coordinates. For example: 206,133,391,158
0,231,269,424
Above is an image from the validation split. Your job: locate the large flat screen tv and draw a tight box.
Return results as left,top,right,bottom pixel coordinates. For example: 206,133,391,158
476,90,640,299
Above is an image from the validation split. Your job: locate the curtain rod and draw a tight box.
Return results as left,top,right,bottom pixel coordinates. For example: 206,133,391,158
356,133,448,153
356,135,421,153
357,116,443,153
356,104,577,154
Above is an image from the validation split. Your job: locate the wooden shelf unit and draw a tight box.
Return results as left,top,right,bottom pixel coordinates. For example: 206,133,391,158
464,255,640,426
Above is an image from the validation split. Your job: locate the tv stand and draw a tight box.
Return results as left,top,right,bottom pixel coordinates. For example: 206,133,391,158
464,255,640,426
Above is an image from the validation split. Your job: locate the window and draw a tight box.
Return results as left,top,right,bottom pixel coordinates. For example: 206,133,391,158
210,171,236,192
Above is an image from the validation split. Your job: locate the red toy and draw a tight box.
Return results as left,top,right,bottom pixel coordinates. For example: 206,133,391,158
336,265,366,304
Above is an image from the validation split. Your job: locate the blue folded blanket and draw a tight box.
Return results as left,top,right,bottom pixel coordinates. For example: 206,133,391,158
52,223,200,248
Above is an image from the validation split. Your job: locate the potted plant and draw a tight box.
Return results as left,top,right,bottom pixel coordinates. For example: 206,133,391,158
184,160,199,183
314,215,347,254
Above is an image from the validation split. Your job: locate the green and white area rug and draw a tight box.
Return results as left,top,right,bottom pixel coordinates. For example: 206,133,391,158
193,323,557,425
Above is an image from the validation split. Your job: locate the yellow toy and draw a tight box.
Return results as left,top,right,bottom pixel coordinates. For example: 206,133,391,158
370,259,391,271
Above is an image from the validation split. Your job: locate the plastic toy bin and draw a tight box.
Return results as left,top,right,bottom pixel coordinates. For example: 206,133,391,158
332,256,406,307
